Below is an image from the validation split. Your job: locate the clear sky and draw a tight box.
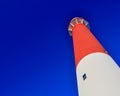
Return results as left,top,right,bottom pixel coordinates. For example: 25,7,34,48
0,0,120,96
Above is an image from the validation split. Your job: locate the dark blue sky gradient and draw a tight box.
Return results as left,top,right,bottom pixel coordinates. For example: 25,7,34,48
0,0,120,96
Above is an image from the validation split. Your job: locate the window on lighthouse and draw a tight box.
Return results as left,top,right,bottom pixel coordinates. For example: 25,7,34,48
82,73,87,80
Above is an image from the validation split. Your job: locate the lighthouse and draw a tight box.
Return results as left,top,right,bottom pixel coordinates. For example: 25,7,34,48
68,17,120,96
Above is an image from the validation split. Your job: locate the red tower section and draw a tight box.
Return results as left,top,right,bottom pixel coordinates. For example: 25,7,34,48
68,17,106,67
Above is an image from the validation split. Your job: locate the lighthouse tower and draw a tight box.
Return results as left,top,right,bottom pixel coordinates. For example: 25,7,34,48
68,17,120,96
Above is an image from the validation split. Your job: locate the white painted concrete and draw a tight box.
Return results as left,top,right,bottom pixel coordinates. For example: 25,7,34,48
76,52,120,96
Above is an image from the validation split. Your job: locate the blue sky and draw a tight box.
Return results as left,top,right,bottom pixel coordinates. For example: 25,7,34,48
0,0,120,96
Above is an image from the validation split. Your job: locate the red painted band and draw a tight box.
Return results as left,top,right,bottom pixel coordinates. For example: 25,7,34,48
72,23,106,67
